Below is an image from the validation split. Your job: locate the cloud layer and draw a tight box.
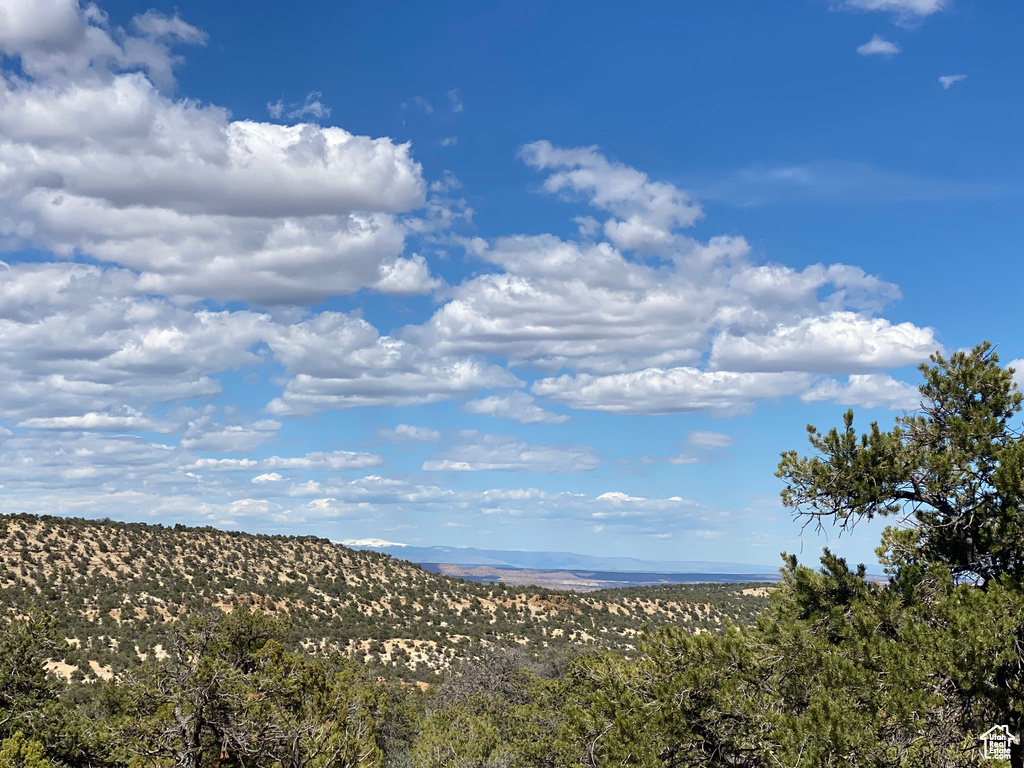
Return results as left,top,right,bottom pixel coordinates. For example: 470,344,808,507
0,0,950,546
0,0,434,304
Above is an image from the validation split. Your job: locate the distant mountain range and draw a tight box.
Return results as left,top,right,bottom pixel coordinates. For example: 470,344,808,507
339,540,778,575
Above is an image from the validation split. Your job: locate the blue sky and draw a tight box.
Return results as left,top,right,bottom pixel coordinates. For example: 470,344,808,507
0,0,1020,569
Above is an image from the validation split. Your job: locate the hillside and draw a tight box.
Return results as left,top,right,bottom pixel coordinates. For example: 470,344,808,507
0,513,770,683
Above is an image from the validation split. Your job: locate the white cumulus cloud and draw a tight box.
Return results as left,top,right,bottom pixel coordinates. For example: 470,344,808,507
180,418,281,453
185,450,383,472
379,424,442,443
407,145,935,416
595,491,646,503
520,140,702,254
17,410,169,432
463,391,568,424
0,0,435,304
856,35,902,56
422,433,600,474
403,144,939,415
533,368,812,416
0,264,267,423
802,374,921,410
266,312,519,415
709,312,939,374
414,233,911,379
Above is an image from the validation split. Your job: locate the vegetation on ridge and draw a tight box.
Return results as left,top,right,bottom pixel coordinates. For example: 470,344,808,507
0,514,767,683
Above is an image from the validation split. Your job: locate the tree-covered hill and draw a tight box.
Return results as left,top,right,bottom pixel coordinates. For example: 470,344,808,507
0,514,768,682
